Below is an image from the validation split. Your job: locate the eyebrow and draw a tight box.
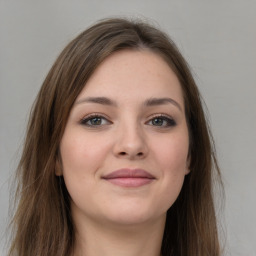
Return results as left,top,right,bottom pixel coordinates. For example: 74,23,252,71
144,97,182,111
75,97,117,106
75,96,182,111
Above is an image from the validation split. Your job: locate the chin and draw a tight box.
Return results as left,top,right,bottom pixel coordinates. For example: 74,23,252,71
102,205,165,227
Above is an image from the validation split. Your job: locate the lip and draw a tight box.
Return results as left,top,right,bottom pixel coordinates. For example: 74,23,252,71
102,168,156,187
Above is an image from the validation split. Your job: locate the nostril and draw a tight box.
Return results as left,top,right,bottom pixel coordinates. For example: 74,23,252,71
116,151,145,158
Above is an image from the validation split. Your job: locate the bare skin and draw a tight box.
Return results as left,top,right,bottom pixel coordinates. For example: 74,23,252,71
59,50,190,256
73,212,165,256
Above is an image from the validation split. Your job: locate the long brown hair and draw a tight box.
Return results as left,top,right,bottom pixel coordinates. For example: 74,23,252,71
9,18,223,256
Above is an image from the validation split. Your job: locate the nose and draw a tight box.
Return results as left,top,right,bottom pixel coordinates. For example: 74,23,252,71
113,122,149,160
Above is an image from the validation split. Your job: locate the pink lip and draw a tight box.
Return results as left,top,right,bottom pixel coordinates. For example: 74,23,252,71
102,169,155,187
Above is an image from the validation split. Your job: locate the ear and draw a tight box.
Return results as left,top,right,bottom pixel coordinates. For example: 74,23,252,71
185,168,190,175
55,156,63,176
185,155,191,175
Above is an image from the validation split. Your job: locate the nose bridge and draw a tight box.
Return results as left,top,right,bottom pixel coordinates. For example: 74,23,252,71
114,115,148,158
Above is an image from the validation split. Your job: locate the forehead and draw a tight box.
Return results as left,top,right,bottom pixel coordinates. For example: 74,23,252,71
76,49,184,106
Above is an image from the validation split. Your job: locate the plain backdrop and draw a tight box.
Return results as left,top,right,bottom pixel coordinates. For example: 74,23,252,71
0,1,255,255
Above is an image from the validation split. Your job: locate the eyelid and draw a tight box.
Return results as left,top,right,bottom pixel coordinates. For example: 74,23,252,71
79,112,176,127
146,113,176,127
79,113,112,126
146,113,174,121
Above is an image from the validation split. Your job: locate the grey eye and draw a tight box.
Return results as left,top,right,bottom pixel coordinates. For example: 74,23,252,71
152,118,165,126
148,116,176,127
80,115,110,127
89,117,103,125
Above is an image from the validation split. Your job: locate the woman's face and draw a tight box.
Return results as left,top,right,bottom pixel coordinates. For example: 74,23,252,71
59,50,190,227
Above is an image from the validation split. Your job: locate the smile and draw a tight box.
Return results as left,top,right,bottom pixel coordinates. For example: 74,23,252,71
102,168,156,187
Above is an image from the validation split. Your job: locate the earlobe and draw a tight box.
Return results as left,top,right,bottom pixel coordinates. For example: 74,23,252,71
55,157,63,176
185,168,190,175
185,155,191,174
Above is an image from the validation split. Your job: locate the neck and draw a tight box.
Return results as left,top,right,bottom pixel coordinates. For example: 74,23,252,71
72,214,166,256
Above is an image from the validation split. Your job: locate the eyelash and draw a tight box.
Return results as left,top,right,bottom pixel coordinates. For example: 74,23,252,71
80,113,111,127
80,113,176,128
146,114,176,127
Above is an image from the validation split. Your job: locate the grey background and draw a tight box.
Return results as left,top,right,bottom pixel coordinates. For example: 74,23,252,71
0,1,255,255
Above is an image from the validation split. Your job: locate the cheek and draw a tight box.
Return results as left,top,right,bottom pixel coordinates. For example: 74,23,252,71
59,131,108,209
60,130,109,175
59,130,115,204
155,133,189,172
150,134,189,211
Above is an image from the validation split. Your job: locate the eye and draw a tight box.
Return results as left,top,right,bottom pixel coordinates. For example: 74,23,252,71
80,114,111,127
147,115,176,127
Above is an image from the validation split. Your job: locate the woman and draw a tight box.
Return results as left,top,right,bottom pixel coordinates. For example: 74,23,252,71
9,18,223,256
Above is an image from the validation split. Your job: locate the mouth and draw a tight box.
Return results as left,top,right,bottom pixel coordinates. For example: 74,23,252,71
101,168,156,187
